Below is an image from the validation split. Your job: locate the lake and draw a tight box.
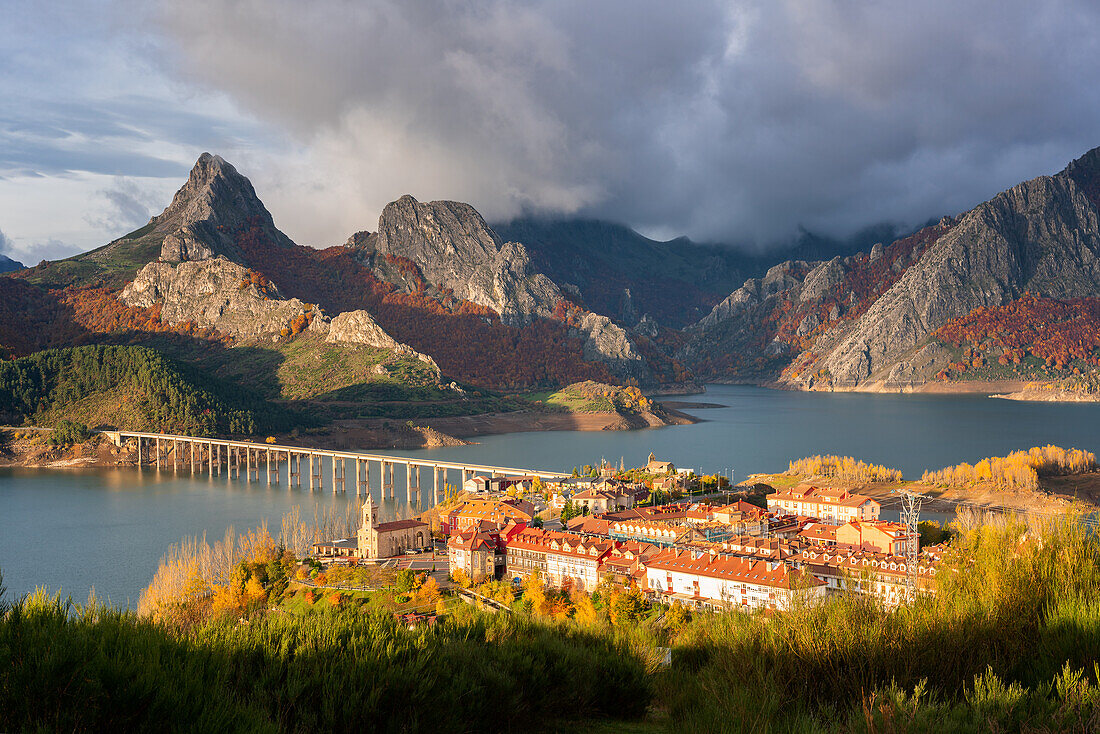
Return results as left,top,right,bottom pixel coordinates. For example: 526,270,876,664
1,385,1097,606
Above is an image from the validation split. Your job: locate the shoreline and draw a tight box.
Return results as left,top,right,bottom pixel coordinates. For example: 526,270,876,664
755,377,1100,402
743,473,1099,516
0,402,699,468
421,405,697,439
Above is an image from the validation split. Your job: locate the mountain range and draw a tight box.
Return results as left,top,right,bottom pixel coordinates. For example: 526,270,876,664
4,145,1100,425
0,254,23,274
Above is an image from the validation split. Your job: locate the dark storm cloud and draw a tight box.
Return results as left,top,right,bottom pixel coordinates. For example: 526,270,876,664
150,0,1100,246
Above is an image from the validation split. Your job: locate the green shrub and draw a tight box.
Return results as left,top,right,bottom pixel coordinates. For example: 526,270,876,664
49,420,91,446
0,590,652,732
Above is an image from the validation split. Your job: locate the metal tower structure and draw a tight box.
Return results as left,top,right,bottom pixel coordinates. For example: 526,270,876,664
897,489,925,602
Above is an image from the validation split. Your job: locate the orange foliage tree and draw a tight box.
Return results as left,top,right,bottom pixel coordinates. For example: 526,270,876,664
936,294,1100,370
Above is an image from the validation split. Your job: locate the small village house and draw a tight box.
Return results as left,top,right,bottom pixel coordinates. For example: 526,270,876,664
766,486,880,524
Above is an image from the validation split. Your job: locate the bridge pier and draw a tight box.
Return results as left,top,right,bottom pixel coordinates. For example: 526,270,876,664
355,458,369,496
383,461,395,499
331,457,345,493
116,431,567,503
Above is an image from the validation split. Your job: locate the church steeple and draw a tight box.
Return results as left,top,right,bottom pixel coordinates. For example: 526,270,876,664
362,495,377,532
358,495,379,559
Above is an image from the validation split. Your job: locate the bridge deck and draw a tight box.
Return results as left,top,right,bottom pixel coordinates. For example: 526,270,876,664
110,430,568,479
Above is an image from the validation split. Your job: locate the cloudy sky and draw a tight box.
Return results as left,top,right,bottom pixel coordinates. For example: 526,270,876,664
4,0,1100,263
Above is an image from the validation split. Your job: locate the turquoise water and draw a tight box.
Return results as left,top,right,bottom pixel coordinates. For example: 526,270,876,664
1,385,1097,606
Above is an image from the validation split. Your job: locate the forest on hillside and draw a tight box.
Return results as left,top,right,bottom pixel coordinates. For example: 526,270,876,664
936,294,1100,377
0,345,288,435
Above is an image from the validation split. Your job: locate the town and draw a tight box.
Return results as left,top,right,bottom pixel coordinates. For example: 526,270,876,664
310,452,945,613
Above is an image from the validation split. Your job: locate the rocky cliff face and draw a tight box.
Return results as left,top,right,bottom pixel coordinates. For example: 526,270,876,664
681,221,949,382
349,195,654,383
792,149,1100,389
325,310,439,372
120,256,442,373
121,258,312,340
683,146,1100,391
352,195,562,325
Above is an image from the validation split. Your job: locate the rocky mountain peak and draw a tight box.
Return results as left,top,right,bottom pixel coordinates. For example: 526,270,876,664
1065,145,1100,209
347,194,655,382
372,195,504,259
138,153,293,265
360,194,559,324
161,153,250,220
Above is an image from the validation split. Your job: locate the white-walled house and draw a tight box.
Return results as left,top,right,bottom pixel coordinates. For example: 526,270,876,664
766,486,880,524
642,548,826,611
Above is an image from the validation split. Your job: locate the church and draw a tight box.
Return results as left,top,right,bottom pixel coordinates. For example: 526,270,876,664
356,496,430,559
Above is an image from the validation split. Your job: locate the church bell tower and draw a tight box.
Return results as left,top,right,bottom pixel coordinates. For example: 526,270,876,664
357,495,379,559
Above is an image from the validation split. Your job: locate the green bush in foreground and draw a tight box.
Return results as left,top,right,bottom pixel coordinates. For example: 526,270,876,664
0,591,652,733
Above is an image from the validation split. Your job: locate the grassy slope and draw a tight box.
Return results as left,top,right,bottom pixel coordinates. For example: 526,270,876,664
0,591,653,733
524,381,650,414
184,334,513,419
18,222,162,289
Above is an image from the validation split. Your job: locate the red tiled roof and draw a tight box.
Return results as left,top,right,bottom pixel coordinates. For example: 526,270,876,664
375,519,428,532
645,548,824,590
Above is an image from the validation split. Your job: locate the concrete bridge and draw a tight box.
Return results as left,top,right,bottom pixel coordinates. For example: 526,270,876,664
104,430,568,507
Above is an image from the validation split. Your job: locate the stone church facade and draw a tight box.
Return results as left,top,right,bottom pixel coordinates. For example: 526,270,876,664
356,497,430,559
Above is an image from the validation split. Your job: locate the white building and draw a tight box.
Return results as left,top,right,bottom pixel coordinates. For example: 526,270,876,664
642,548,826,611
766,486,880,524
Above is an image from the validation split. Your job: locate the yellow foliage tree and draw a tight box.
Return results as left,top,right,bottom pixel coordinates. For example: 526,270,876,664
571,591,600,626
416,576,442,605
209,584,243,617
524,572,550,616
451,568,472,589
787,455,903,483
549,595,574,620
921,445,1096,491
245,575,267,605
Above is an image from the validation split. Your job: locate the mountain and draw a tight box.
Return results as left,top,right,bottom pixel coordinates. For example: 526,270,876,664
19,145,1100,405
0,254,24,273
687,146,1100,393
492,218,906,330
9,154,671,396
344,195,659,384
22,153,289,289
492,218,747,329
349,195,563,326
